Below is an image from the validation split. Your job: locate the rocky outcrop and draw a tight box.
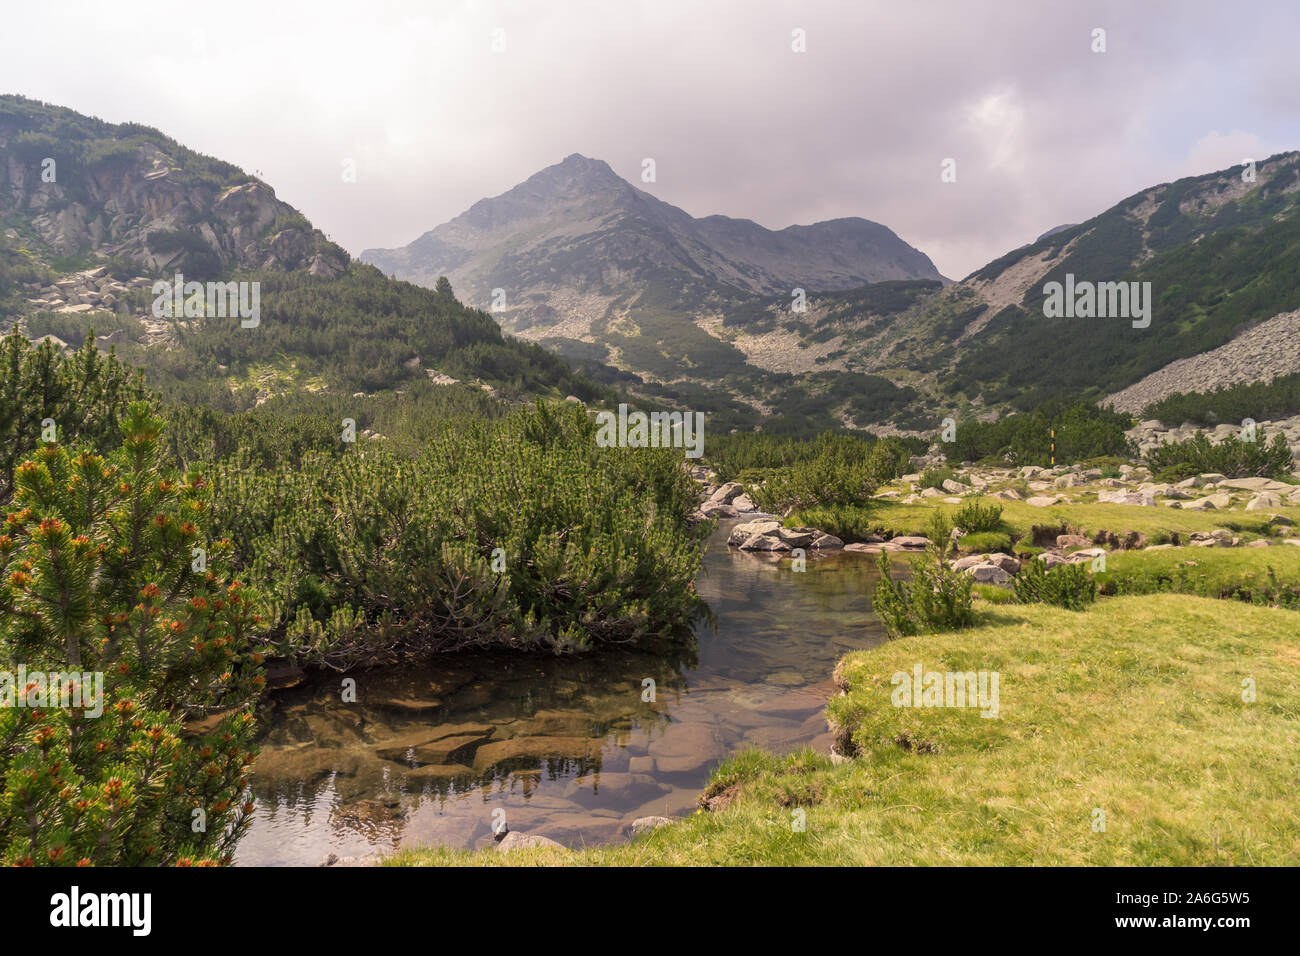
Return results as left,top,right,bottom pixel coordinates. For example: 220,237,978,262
1,97,349,280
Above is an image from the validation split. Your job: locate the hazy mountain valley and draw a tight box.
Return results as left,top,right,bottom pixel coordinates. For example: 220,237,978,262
2,0,1299,893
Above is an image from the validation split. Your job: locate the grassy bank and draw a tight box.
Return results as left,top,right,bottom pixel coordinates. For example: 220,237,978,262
1097,545,1300,606
387,594,1300,865
792,497,1300,545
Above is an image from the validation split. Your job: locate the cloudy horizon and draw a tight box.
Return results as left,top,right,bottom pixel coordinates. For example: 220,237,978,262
3,0,1297,279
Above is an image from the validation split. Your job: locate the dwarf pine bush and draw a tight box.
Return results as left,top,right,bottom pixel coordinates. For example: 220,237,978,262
205,400,706,665
952,497,1004,533
1012,558,1097,611
872,518,975,641
0,403,265,865
0,333,147,505
1144,432,1294,480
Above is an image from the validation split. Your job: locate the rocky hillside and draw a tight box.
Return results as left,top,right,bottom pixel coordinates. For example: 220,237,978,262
362,154,943,328
0,95,348,280
717,151,1300,428
362,148,1300,433
0,96,608,409
360,154,945,431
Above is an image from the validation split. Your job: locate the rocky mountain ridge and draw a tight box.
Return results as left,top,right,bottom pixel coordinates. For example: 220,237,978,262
0,95,348,282
362,153,943,332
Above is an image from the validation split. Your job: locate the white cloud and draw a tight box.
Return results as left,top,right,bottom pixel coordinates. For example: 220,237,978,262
1,0,1297,280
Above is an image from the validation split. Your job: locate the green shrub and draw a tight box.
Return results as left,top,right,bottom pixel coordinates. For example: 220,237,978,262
952,497,1004,533
206,401,706,665
1145,432,1294,480
1012,558,1097,610
25,312,145,349
1152,462,1201,484
786,505,876,542
708,432,913,484
748,435,910,513
0,403,264,865
0,333,148,505
919,466,956,490
951,401,1134,466
872,541,975,640
1142,371,1300,426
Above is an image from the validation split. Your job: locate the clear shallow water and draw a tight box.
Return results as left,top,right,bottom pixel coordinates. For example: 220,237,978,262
235,521,887,865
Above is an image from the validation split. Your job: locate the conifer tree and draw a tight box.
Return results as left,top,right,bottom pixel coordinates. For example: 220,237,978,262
0,402,265,865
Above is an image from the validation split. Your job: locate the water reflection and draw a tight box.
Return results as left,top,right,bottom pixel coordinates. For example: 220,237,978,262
235,522,887,865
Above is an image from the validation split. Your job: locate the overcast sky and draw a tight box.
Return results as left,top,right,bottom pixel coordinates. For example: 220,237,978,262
4,0,1298,279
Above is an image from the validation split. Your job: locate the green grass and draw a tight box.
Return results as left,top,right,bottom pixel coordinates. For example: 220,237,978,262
784,504,878,542
386,594,1300,866
862,496,1299,543
958,531,1012,554
1098,544,1300,607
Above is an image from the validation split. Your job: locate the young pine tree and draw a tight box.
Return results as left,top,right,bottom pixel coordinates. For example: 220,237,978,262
0,402,266,865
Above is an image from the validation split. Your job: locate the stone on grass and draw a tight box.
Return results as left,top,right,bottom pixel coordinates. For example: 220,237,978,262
497,831,566,853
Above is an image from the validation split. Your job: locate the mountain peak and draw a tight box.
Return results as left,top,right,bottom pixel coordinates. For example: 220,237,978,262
530,153,625,190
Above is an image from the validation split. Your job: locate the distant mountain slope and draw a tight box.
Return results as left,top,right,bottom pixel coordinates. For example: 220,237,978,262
944,151,1300,409
360,153,946,431
362,150,1300,432
362,154,944,329
685,151,1300,429
0,96,609,409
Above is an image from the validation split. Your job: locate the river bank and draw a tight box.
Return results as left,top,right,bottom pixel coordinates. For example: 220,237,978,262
236,517,887,865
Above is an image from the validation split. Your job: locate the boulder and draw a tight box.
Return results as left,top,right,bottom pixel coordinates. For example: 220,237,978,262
707,482,744,505
941,478,969,494
742,533,791,552
776,527,815,548
1037,552,1068,569
810,533,844,550
889,536,930,549
1056,534,1090,549
1026,495,1065,507
966,564,1012,584
1097,490,1157,507
986,553,1021,574
1065,547,1107,564
1245,493,1284,511
992,488,1023,501
731,494,757,512
497,831,566,853
628,816,674,837
1219,477,1288,493
728,519,780,546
